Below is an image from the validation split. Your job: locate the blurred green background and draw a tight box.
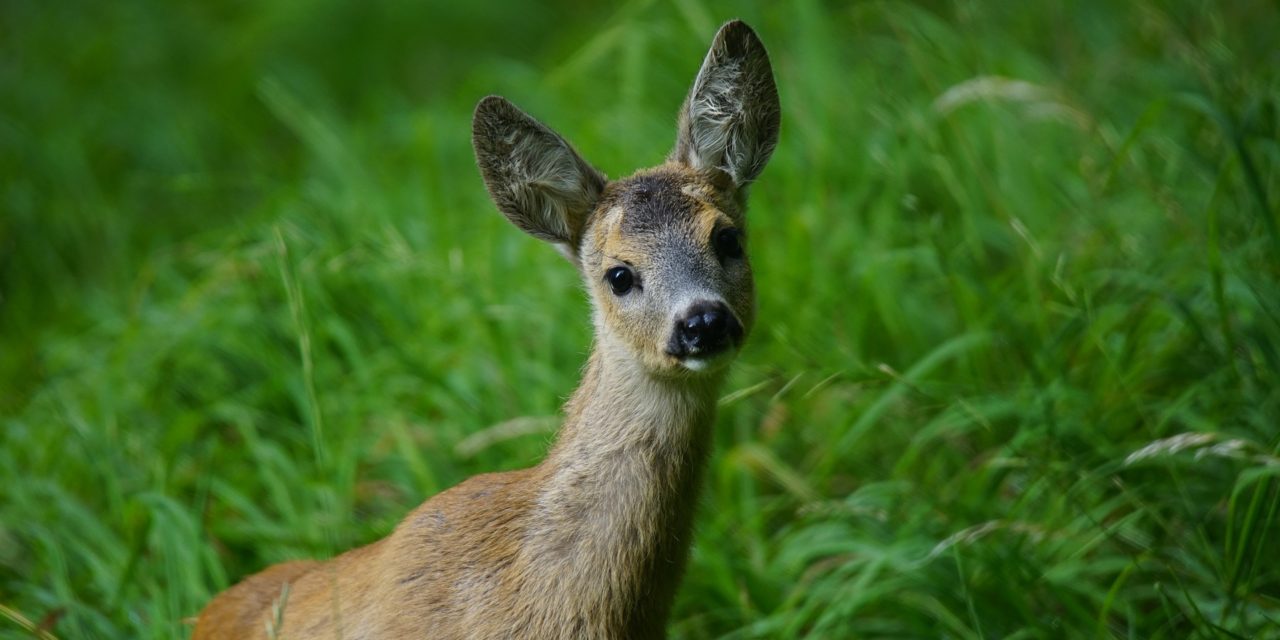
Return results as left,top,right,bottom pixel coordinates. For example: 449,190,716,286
2,0,1278,638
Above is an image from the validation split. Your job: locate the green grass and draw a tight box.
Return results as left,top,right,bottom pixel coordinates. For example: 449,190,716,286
3,0,1279,638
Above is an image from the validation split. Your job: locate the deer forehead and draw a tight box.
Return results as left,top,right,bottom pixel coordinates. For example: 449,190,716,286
590,169,732,264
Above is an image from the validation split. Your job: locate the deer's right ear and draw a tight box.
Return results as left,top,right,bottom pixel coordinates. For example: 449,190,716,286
473,96,606,254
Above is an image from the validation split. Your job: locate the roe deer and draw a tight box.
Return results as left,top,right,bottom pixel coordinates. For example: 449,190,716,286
193,19,779,639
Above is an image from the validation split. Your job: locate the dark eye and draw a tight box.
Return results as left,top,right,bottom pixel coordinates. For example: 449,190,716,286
606,266,634,295
714,227,744,260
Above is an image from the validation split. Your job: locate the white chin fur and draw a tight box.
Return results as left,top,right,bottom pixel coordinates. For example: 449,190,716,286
680,358,710,372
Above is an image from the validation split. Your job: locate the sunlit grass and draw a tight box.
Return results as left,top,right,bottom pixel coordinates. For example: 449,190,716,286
2,0,1278,638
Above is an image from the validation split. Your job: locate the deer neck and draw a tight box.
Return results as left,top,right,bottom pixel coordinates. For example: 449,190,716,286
525,337,725,630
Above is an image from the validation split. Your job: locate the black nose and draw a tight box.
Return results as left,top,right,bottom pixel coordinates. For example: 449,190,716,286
671,301,742,358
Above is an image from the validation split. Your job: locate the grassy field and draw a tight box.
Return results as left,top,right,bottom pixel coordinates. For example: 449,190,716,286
3,0,1279,637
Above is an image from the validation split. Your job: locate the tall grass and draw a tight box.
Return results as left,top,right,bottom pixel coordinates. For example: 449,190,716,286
2,0,1278,638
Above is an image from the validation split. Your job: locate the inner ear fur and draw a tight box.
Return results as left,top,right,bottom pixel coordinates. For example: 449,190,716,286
672,20,781,189
472,96,606,251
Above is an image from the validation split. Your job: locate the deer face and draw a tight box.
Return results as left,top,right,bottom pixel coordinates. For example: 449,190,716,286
473,20,779,377
578,168,753,375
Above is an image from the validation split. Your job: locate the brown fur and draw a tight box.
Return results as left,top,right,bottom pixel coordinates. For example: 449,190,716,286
194,19,779,640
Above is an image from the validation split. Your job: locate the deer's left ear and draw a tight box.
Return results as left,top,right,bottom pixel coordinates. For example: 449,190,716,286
473,96,606,253
672,20,781,188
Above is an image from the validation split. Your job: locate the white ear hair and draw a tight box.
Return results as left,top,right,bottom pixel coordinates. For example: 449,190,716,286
672,20,781,187
552,242,578,265
473,96,606,251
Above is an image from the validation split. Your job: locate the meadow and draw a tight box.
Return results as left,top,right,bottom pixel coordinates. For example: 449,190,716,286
2,0,1278,637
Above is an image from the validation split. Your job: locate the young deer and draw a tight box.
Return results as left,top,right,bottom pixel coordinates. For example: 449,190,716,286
194,19,779,639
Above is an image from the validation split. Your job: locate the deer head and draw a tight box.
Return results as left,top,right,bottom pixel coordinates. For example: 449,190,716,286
472,20,780,378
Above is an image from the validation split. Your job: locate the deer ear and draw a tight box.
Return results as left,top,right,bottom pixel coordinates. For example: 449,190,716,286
672,20,781,188
473,96,607,252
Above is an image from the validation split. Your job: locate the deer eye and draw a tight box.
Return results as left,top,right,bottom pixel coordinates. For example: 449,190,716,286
714,227,744,260
605,266,635,295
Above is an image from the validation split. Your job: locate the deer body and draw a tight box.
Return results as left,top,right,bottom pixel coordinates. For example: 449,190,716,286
195,20,779,639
